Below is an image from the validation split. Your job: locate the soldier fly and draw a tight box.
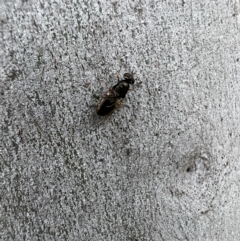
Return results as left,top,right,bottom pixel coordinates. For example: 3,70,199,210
96,73,135,117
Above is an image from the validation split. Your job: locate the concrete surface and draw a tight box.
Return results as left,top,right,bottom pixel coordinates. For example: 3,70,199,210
1,0,240,240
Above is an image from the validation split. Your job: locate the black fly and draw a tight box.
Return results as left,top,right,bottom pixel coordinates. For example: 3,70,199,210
96,73,135,117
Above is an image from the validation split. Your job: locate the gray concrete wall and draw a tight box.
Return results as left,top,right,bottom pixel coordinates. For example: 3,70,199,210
1,0,240,240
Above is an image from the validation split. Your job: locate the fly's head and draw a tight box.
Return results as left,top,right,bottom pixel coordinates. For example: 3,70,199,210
123,73,135,85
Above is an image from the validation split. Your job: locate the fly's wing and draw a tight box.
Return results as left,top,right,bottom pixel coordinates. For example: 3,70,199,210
97,89,117,116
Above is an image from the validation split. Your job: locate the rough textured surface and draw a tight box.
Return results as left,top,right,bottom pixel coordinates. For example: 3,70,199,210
1,0,240,240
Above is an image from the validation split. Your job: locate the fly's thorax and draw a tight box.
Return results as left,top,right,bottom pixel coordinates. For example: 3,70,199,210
114,81,129,98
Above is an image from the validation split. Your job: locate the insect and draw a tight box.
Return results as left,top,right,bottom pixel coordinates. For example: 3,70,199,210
96,73,135,117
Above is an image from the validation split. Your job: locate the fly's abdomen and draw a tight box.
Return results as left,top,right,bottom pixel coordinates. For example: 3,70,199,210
97,98,116,116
